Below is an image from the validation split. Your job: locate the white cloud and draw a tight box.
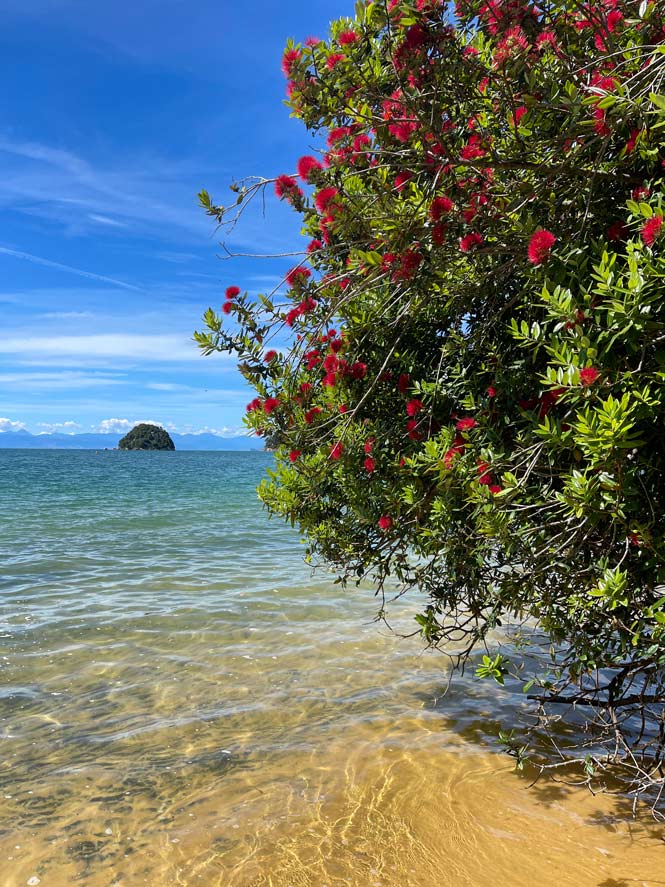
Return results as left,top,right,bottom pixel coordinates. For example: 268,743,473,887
96,418,161,434
37,421,81,433
0,417,26,432
179,424,249,438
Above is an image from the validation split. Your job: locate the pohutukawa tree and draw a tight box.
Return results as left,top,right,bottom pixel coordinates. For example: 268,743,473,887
196,0,665,809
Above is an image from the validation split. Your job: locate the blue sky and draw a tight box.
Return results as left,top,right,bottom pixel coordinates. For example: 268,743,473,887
0,0,351,436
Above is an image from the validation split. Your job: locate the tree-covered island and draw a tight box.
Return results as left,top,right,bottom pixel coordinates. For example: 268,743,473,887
118,423,175,450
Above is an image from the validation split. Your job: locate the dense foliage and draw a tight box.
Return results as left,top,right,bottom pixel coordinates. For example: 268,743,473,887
118,424,175,451
197,0,665,804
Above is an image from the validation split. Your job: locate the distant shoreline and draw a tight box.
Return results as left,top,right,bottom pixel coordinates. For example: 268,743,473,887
0,431,263,452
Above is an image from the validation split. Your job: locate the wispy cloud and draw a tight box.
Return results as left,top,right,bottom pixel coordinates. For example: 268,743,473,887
0,333,209,362
88,213,127,228
0,246,141,291
0,370,125,390
0,135,216,242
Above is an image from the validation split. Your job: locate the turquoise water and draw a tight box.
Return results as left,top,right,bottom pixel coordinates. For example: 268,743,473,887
0,450,662,887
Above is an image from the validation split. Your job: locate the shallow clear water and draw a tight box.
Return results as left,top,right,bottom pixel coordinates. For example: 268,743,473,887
0,449,662,886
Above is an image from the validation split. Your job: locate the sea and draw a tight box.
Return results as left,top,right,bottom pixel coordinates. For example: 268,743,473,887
0,449,662,887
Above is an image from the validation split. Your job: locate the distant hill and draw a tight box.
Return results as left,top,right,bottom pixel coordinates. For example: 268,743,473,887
0,429,264,451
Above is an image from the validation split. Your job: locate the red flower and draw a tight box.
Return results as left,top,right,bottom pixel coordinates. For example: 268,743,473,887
351,362,368,379
323,353,339,373
459,232,483,253
225,285,241,300
364,438,374,454
395,170,413,192
511,105,527,127
263,397,280,414
536,30,558,52
406,399,423,417
339,29,359,45
307,238,323,254
489,485,502,495
432,224,447,246
289,450,301,462
285,307,300,326
314,187,339,213
364,456,375,473
275,174,303,201
330,338,344,353
222,302,233,315
486,385,497,397
286,266,311,287
625,128,641,154
398,373,410,394
642,216,663,247
579,367,600,386
264,350,277,363
281,48,301,77
304,407,322,424
477,460,492,484
330,441,344,460
326,53,346,70
443,442,464,468
300,382,313,394
429,196,453,222
378,515,393,531
297,155,323,182
456,417,477,432
527,229,556,265
406,419,421,440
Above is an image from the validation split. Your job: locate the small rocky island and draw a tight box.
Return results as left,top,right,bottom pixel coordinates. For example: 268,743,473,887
118,423,175,451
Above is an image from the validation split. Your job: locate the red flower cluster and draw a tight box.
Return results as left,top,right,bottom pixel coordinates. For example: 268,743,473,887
429,195,453,222
527,229,556,265
275,174,303,202
326,53,346,70
456,417,477,432
642,216,663,247
314,187,340,214
281,48,301,77
406,399,423,417
339,30,359,45
225,286,240,300
579,367,600,386
297,155,324,182
443,435,465,468
459,232,483,253
285,266,312,288
378,515,393,531
395,170,413,192
330,441,344,460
